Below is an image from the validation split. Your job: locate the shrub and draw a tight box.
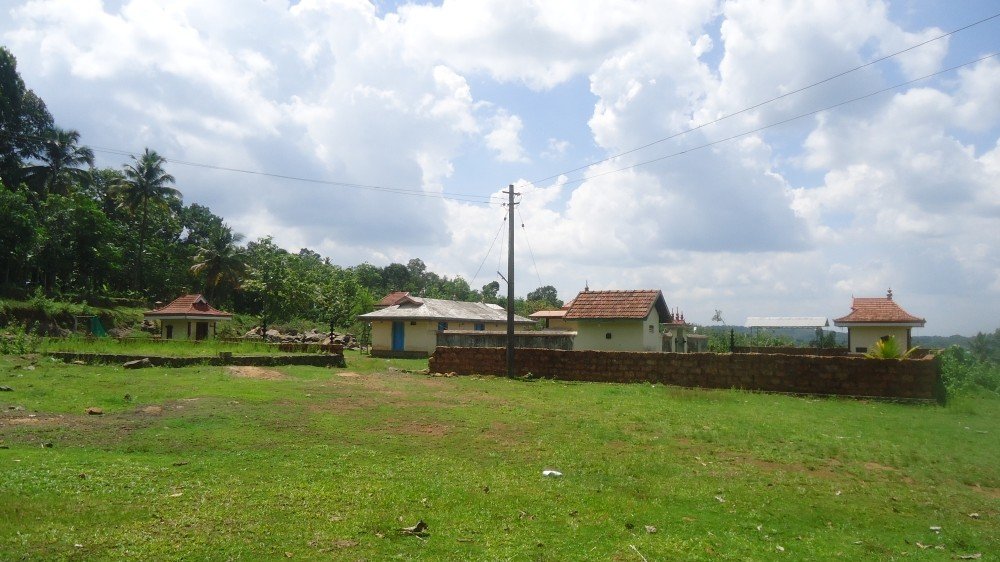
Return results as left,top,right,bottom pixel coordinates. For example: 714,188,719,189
864,336,918,359
939,345,1000,395
0,323,40,355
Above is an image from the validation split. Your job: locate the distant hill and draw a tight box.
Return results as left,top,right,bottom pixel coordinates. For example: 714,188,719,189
699,326,973,350
695,325,846,346
913,334,971,350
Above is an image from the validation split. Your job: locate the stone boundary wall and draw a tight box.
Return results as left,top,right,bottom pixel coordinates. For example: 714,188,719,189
48,352,346,368
429,347,942,400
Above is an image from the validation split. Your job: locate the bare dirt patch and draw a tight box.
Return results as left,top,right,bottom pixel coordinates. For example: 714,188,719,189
863,461,898,472
968,484,1000,500
140,405,163,415
227,366,288,380
381,419,451,437
2,415,65,426
337,372,361,378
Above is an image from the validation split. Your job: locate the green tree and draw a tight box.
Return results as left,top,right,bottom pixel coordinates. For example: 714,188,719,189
180,203,225,249
526,285,562,308
969,328,1000,364
482,281,500,302
20,128,95,199
381,262,411,293
190,225,246,304
118,148,181,290
0,46,54,189
0,187,39,284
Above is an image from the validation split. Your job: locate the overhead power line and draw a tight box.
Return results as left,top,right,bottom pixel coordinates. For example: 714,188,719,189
516,206,544,289
469,211,509,288
0,130,498,205
550,51,1000,189
531,10,1000,185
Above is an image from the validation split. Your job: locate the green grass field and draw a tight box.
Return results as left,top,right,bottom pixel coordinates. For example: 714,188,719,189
1,350,997,560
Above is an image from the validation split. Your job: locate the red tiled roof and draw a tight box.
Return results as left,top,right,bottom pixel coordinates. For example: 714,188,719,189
144,294,232,318
564,290,670,320
833,297,925,326
376,291,413,307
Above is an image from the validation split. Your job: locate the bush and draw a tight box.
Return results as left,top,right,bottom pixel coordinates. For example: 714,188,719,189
939,345,1000,395
0,323,40,355
864,336,918,359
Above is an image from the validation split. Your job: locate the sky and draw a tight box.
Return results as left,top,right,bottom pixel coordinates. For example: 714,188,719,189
2,0,999,336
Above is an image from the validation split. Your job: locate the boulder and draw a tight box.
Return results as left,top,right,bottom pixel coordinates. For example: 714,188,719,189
265,329,281,339
108,327,132,338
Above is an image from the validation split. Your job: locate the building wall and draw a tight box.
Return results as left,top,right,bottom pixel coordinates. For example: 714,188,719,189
370,319,515,354
540,318,577,331
159,319,218,341
573,309,661,352
848,326,911,354
429,347,943,401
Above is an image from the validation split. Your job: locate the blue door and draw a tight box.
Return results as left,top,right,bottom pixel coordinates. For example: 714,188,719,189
391,321,405,351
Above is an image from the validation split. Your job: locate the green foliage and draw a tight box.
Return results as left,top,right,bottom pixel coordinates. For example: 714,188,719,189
809,329,839,349
703,327,796,352
20,128,95,198
117,148,181,290
526,285,563,308
969,327,1000,364
940,342,1000,396
0,322,39,354
0,46,54,189
864,336,918,359
190,225,246,303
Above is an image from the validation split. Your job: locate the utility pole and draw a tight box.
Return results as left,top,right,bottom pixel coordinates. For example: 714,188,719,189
504,184,518,378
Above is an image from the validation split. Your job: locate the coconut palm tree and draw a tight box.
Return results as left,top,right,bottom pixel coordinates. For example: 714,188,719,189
190,226,247,303
20,128,94,199
117,148,181,290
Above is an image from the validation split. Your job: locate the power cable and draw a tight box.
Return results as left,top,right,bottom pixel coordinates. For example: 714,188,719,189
469,211,508,288
552,51,1000,188
0,130,499,205
531,11,1000,185
516,206,544,289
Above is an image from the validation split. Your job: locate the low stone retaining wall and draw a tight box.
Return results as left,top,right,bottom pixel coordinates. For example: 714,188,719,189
48,352,346,368
429,347,942,401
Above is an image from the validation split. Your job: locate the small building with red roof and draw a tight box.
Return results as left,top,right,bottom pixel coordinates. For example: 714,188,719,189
833,289,925,353
143,294,233,341
563,289,671,352
375,291,415,309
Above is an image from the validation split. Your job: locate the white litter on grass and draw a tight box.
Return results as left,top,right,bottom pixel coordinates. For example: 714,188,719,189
542,470,563,477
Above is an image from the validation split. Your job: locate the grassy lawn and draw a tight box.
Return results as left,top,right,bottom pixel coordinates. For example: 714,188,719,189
1,350,997,560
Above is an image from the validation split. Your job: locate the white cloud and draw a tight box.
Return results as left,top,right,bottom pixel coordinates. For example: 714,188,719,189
485,110,528,163
2,0,997,334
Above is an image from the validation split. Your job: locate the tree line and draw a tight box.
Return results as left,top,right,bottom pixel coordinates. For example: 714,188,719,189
0,46,563,329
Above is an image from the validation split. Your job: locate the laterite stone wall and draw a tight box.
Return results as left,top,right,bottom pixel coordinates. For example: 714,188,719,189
49,352,347,368
429,347,941,400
